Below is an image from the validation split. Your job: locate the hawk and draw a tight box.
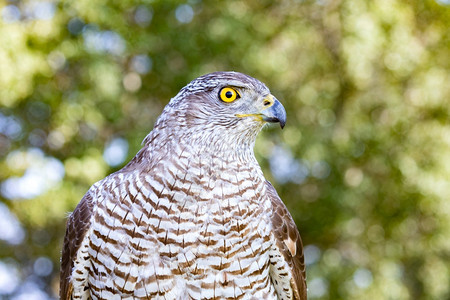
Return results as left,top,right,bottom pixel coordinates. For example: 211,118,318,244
60,71,307,299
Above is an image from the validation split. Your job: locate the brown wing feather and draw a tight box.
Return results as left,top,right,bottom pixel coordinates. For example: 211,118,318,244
266,181,307,300
60,191,94,300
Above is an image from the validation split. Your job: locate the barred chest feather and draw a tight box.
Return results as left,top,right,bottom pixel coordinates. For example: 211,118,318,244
72,143,279,300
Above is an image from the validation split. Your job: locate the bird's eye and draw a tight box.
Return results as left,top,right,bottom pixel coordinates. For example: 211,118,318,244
219,87,240,103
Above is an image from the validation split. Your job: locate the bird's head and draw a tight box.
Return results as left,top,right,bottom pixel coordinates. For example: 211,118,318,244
155,71,286,150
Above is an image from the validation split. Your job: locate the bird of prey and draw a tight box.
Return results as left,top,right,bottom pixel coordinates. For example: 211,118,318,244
60,71,306,299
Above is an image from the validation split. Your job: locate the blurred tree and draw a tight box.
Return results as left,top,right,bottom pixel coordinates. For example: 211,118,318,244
0,0,449,299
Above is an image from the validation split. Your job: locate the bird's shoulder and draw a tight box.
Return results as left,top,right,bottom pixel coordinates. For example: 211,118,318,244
60,188,95,299
59,167,137,299
266,181,307,300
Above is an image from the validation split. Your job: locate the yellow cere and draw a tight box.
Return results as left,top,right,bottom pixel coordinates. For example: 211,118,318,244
235,113,264,121
219,87,240,103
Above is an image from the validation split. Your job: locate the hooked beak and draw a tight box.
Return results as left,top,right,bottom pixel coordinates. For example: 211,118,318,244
261,95,287,129
235,94,287,129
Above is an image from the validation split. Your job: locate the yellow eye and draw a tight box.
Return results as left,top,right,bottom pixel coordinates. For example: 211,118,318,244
219,87,240,103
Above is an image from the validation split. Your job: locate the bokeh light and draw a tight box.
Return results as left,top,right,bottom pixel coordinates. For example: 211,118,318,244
0,0,449,299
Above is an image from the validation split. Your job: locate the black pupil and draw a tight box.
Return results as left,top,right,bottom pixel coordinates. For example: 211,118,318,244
225,91,233,98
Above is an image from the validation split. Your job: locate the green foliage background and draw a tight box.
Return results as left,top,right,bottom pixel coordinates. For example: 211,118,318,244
0,0,449,299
